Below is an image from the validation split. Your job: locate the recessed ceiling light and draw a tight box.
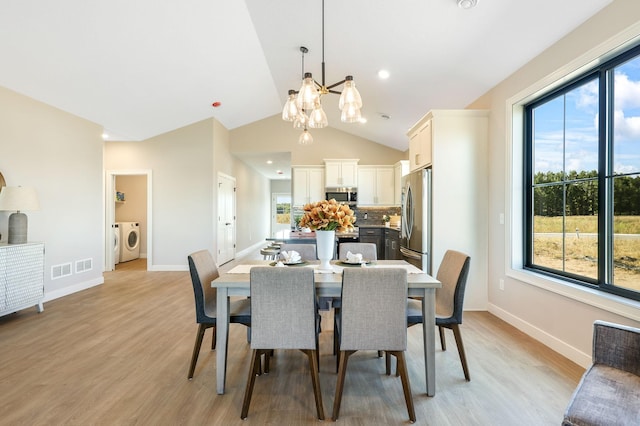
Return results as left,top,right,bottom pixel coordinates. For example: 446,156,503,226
101,132,109,140
378,70,390,79
266,160,273,164
359,117,367,124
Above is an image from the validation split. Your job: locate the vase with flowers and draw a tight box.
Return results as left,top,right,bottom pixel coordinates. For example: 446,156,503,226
382,214,391,227
298,199,356,271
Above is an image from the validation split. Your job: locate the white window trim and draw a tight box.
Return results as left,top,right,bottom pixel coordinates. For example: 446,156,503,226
505,23,640,323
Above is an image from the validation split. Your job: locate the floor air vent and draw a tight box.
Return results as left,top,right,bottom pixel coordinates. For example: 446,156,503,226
52,263,72,280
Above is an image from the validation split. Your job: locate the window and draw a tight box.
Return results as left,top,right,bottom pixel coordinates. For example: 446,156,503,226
525,44,640,301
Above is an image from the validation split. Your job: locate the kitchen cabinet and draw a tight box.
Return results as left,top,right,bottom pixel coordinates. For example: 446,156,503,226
324,159,358,188
292,167,324,206
357,166,395,206
359,227,385,260
408,119,432,171
394,160,409,205
0,242,45,317
384,228,400,260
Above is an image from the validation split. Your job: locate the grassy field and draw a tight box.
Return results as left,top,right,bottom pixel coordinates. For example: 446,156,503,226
533,215,640,291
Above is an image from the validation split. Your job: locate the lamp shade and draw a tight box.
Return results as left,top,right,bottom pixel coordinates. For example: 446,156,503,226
0,186,40,212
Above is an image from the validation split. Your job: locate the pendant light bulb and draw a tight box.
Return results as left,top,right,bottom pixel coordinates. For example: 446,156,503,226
296,73,319,110
293,111,310,129
299,128,314,145
341,103,362,123
282,90,298,122
308,101,328,128
338,76,362,110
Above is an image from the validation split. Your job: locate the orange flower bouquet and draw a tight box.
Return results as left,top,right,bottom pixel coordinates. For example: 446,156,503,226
298,199,356,232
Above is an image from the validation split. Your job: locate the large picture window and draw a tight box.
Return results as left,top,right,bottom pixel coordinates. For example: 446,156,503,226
525,45,640,301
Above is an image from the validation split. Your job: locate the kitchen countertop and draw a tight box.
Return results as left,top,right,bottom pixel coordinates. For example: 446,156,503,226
358,224,401,231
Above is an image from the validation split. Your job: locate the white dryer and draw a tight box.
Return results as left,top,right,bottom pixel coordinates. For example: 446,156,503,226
119,222,141,262
113,223,120,264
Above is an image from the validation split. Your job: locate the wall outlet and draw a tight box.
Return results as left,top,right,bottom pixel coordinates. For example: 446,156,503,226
499,278,504,291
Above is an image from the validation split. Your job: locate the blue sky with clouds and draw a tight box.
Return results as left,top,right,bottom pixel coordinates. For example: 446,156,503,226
533,56,640,176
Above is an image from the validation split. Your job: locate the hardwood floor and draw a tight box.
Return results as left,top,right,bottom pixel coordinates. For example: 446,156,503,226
0,251,584,425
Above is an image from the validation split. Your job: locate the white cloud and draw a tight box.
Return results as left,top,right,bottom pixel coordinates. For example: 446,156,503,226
614,73,640,109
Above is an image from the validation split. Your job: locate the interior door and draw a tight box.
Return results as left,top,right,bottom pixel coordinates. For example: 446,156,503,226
217,173,236,265
271,193,291,238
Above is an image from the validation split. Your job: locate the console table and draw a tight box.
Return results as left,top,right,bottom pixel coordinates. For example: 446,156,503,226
0,242,45,317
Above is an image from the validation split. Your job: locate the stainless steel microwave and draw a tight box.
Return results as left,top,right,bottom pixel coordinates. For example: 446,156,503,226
326,188,357,205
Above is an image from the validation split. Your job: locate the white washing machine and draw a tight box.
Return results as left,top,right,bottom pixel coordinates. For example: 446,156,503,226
113,223,120,264
119,222,141,262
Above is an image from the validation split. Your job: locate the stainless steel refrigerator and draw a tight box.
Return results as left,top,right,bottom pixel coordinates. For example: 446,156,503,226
400,168,431,273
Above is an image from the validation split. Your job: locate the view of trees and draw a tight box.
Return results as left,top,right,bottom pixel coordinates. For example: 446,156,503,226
533,171,640,216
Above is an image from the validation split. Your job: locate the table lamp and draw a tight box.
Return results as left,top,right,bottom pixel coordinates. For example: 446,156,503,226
0,186,40,244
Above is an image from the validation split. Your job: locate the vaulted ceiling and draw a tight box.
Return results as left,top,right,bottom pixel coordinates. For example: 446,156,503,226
0,0,612,153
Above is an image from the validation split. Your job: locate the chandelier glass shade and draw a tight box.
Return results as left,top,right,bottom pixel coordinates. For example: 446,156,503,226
282,0,362,144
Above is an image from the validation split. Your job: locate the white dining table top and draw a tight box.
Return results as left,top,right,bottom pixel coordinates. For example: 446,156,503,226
213,260,441,289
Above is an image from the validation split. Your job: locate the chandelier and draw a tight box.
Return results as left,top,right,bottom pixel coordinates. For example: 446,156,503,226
281,0,363,145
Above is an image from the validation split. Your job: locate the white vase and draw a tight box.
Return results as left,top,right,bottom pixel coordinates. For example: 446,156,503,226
316,230,335,272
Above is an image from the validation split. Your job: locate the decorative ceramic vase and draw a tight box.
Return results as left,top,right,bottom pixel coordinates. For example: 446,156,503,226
316,229,335,272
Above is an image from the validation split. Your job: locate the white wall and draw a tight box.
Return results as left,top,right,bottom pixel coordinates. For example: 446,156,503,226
105,119,215,269
104,117,272,270
0,86,104,301
234,158,271,251
230,114,407,166
469,1,640,367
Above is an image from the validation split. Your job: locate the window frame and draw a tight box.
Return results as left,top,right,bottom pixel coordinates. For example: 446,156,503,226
523,44,640,302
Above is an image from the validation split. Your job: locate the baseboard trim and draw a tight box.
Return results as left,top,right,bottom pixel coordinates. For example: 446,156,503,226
44,276,104,302
488,303,591,368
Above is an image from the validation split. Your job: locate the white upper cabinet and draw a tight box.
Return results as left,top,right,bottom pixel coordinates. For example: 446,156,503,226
324,159,358,187
408,118,432,171
357,166,395,206
292,167,325,206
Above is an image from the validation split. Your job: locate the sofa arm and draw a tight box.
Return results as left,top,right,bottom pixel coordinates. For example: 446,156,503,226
593,320,640,376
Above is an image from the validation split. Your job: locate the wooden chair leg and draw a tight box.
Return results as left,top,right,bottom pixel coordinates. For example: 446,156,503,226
240,349,263,419
438,325,446,350
451,324,470,381
211,326,216,350
188,323,208,379
391,350,416,423
304,350,325,420
332,350,355,421
333,307,340,355
385,351,391,375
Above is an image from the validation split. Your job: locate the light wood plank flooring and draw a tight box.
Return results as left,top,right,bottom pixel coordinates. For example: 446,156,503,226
0,255,584,425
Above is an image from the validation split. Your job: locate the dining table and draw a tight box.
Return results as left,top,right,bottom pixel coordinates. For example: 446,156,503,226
212,259,442,396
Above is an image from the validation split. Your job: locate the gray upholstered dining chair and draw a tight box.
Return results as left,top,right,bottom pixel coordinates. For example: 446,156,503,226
241,267,324,421
333,242,379,361
187,250,252,379
393,249,471,381
337,242,377,261
332,268,415,423
279,243,317,261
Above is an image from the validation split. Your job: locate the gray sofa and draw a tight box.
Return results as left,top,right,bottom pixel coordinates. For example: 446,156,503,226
563,320,640,426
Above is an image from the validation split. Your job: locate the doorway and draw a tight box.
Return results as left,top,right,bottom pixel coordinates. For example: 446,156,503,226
217,172,236,265
105,170,152,272
271,193,291,238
